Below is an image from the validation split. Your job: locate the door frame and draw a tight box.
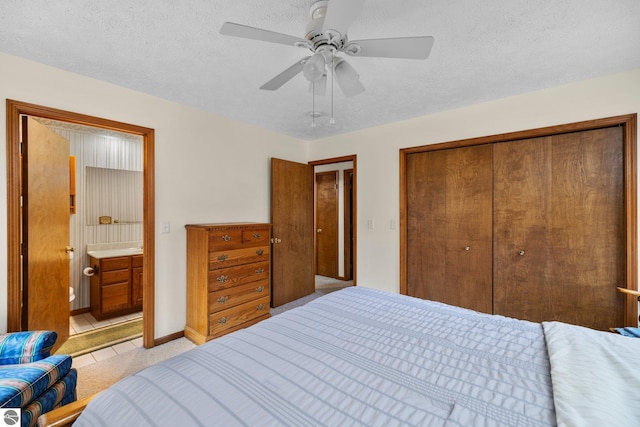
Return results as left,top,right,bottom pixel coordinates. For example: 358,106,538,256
6,99,156,348
343,169,354,281
314,170,339,278
310,155,357,285
399,114,637,326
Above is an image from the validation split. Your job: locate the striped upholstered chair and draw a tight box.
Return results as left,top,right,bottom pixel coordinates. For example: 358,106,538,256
0,331,77,427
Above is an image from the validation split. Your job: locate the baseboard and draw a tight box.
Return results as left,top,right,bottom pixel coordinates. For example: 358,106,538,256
153,330,185,347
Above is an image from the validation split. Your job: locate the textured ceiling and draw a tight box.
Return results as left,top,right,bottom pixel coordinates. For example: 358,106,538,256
1,1,639,141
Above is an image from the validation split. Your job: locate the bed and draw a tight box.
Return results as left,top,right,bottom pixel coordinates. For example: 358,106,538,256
71,287,640,426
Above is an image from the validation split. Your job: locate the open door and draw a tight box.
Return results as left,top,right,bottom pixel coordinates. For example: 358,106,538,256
22,116,70,349
270,158,314,307
315,171,339,278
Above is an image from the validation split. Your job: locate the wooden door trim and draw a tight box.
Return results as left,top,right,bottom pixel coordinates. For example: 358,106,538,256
315,170,339,278
310,155,357,285
6,100,156,348
399,114,637,325
343,169,354,281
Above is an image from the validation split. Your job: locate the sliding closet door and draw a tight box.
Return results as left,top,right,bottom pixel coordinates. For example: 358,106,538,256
406,145,493,313
493,127,625,329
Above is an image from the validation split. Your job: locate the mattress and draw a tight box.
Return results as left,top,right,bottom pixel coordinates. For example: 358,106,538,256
76,287,556,426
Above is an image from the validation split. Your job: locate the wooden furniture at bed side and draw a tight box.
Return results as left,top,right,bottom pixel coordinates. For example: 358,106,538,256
185,223,271,344
402,116,637,330
89,254,143,321
36,394,96,427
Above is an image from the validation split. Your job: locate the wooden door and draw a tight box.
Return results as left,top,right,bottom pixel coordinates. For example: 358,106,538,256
270,158,314,306
22,116,70,348
493,127,624,329
315,171,339,278
406,145,493,313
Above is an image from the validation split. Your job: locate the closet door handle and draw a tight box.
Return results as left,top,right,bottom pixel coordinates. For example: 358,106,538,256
464,246,470,251
518,250,525,256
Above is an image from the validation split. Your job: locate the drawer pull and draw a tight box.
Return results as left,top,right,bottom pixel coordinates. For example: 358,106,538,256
221,235,231,242
217,275,228,283
217,296,229,304
256,304,265,311
218,316,229,324
253,233,261,239
217,254,228,262
256,249,264,256
255,268,265,274
255,286,264,293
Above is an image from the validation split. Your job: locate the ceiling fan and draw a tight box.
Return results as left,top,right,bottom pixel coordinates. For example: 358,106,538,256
220,0,435,99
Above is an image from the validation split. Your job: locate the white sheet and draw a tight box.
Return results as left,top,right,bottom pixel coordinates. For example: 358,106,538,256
543,321,640,427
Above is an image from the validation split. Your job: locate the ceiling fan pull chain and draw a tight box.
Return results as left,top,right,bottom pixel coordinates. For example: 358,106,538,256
311,81,317,128
330,54,335,125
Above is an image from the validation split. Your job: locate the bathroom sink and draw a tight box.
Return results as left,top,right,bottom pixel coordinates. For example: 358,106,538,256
87,242,144,258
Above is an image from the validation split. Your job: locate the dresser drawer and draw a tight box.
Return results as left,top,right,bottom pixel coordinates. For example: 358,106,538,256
209,246,270,269
101,257,130,271
101,269,130,285
208,261,269,291
241,228,269,245
208,296,270,336
209,280,269,312
131,255,143,268
207,229,243,250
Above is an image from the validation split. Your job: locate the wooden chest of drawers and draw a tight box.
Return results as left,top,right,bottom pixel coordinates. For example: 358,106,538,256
185,223,271,344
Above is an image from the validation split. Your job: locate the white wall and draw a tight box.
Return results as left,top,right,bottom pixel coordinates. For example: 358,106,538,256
309,68,640,294
0,52,308,336
2,51,638,336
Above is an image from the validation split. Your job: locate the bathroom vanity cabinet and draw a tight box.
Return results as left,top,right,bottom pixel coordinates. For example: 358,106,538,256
89,254,143,320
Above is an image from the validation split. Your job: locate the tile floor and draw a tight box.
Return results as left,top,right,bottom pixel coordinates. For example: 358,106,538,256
69,311,143,369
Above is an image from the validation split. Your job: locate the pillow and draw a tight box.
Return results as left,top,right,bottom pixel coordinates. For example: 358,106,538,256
0,331,58,365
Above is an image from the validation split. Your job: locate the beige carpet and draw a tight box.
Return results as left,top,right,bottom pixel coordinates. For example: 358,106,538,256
75,338,195,399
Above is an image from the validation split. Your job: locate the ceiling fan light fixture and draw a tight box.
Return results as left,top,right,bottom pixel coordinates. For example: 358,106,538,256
310,1,329,20
334,58,365,98
302,52,326,82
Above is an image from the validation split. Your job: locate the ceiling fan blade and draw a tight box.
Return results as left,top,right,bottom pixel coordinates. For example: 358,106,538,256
220,22,308,47
347,36,435,59
322,0,366,36
260,58,309,91
334,59,365,98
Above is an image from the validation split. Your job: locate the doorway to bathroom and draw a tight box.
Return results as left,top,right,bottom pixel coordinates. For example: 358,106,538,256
6,100,155,352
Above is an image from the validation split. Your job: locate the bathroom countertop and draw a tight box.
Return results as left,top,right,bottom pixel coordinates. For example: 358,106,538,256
87,241,143,259
87,248,143,259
